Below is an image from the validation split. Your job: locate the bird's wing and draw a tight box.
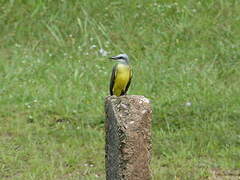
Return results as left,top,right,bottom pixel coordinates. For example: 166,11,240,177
110,64,117,95
124,66,132,94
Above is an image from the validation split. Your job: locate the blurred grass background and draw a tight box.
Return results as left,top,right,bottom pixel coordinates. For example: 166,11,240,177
0,0,240,179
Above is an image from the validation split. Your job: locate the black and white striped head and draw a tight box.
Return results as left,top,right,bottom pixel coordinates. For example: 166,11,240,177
109,54,129,64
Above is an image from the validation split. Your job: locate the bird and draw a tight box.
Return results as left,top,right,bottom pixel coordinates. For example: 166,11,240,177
109,54,132,96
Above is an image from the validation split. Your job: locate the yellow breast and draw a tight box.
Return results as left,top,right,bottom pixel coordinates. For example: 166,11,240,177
113,64,131,96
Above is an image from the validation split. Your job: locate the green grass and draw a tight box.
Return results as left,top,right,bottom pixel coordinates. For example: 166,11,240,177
1,0,240,179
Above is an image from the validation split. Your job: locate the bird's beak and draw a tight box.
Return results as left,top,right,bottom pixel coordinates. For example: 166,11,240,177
109,56,118,60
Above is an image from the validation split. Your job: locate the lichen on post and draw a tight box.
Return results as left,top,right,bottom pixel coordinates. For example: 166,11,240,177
105,95,152,180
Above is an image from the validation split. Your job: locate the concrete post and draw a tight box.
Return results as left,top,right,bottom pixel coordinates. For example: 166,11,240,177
105,95,152,180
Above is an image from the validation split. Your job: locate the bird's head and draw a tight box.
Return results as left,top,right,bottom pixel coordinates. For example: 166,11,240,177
109,54,129,64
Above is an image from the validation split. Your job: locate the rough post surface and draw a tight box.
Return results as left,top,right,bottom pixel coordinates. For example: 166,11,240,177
105,95,152,180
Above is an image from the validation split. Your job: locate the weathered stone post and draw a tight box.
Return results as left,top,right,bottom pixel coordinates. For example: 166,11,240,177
105,95,152,180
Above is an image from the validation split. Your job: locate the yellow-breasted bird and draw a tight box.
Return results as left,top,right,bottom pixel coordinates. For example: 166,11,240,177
109,54,132,96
